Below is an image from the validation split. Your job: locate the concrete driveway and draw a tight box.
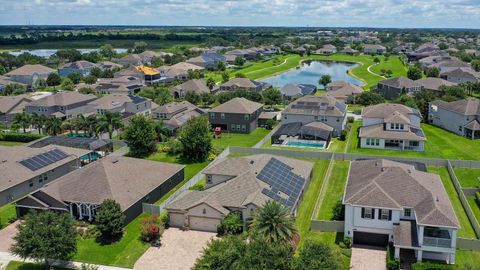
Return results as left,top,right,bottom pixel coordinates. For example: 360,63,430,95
134,228,216,270
0,221,19,252
350,245,387,270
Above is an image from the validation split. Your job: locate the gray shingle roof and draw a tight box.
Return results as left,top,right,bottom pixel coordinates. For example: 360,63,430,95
343,159,459,228
378,77,421,89
415,77,456,91
431,98,480,116
28,91,97,107
5,64,55,76
283,94,347,117
209,97,263,114
362,103,421,119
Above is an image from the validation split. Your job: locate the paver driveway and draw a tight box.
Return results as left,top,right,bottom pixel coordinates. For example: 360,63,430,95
134,228,216,270
350,245,387,270
0,221,19,252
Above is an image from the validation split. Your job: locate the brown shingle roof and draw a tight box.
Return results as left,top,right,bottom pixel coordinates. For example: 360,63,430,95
362,103,421,119
28,91,97,107
5,64,55,76
171,79,210,94
40,156,184,209
378,77,421,89
343,159,459,228
431,98,480,116
0,95,32,114
283,94,347,117
220,78,258,88
209,97,263,114
359,124,426,141
415,77,456,91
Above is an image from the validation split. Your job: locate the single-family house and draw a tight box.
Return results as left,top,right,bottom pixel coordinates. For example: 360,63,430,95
281,94,347,136
218,78,267,92
152,101,205,131
440,67,480,84
376,77,423,100
340,47,359,55
166,154,313,232
0,76,27,93
98,61,122,70
328,83,363,103
86,94,154,117
343,159,459,264
116,54,143,67
186,53,226,69
158,62,204,82
0,95,33,124
171,79,211,99
208,97,263,134
25,91,97,119
138,50,173,64
58,60,96,77
0,145,90,206
93,76,143,95
359,103,426,151
429,98,479,139
415,78,456,95
4,64,56,88
279,84,317,101
135,65,161,85
363,44,387,55
16,156,184,223
315,44,337,55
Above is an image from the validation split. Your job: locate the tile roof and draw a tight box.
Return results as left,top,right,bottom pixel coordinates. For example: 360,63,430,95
209,97,263,114
344,159,459,228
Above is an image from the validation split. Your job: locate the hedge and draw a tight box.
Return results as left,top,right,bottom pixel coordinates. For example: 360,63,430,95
0,132,45,143
411,262,454,270
386,244,399,270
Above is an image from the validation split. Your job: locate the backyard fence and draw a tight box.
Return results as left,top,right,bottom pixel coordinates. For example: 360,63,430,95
142,147,231,215
457,238,480,250
447,161,480,239
311,220,345,232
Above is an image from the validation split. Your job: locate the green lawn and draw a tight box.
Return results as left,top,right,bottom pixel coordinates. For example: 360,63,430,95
212,128,270,150
428,166,477,239
455,249,480,269
369,56,408,79
467,196,480,226
0,203,16,229
316,161,350,220
0,141,25,147
348,121,480,160
454,168,480,188
75,213,150,268
232,53,403,90
146,149,209,205
5,261,72,270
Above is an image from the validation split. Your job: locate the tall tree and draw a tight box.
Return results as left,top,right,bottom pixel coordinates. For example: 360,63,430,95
153,120,172,142
31,113,47,134
292,239,342,270
13,112,31,133
96,111,123,139
133,41,148,53
100,44,116,59
425,67,440,78
45,117,62,136
319,74,332,88
262,87,282,106
96,199,125,240
46,73,62,86
407,66,423,80
178,116,212,161
250,200,297,244
123,115,157,157
10,211,77,270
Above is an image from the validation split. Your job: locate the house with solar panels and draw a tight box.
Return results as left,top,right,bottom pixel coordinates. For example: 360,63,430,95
359,103,426,151
0,145,90,207
165,154,313,232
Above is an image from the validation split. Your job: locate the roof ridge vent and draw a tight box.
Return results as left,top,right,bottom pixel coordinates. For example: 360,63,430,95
381,167,385,172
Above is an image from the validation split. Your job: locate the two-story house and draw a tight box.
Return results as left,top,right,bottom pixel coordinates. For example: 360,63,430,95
359,103,426,151
4,64,56,88
281,94,347,136
218,78,267,92
166,154,313,232
186,53,226,69
25,91,97,119
440,67,480,84
0,95,33,125
208,97,263,134
343,159,459,264
86,94,154,118
363,44,387,55
58,60,97,77
376,77,423,100
429,98,479,139
152,101,205,131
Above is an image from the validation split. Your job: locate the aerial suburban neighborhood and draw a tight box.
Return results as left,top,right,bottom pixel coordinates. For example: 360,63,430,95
0,3,480,270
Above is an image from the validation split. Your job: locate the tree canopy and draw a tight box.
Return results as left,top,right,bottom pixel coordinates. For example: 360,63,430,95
178,116,212,161
124,115,157,157
95,199,125,241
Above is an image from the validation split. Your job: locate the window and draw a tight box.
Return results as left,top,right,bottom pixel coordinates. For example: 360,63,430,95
321,116,327,122
362,208,374,219
231,124,236,131
379,209,391,220
409,141,419,147
241,125,246,131
314,116,318,120
404,208,411,217
38,173,47,183
202,208,206,214
244,114,249,120
221,113,225,119
337,118,340,122
390,123,394,129
366,138,370,146
210,112,215,119
236,124,241,131
206,175,212,184
400,124,404,130
284,115,287,120
458,126,463,132
28,180,34,187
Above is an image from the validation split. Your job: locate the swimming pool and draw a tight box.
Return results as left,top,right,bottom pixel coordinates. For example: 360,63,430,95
285,141,325,149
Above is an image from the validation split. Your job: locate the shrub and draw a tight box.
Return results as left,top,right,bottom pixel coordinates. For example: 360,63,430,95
339,130,348,141
217,212,243,236
96,199,125,240
475,192,480,207
332,200,345,221
343,237,352,249
265,119,276,130
207,153,217,161
411,262,453,270
0,132,45,142
347,116,354,123
160,212,170,228
386,244,400,270
189,182,205,191
140,214,164,242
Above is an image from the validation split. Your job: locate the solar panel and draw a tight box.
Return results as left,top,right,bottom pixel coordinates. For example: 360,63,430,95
258,158,306,209
19,148,70,171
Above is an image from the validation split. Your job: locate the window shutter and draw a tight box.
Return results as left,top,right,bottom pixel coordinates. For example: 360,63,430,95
361,208,365,218
389,210,392,221
372,208,375,219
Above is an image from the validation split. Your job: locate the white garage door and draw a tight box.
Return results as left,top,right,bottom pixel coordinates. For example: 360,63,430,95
169,213,185,228
189,216,221,232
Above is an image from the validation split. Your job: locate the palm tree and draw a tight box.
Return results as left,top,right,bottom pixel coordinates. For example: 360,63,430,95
96,111,123,139
250,200,297,244
13,112,31,133
45,117,62,136
85,115,98,137
153,120,172,142
61,119,75,135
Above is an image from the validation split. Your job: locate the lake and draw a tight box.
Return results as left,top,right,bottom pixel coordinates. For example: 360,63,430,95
260,60,362,88
7,48,128,58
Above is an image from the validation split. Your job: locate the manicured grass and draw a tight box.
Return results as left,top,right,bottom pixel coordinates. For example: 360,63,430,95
316,161,350,220
314,89,327,96
0,203,16,229
212,128,270,150
466,196,480,225
454,168,480,188
75,213,150,268
5,261,72,270
369,56,408,79
0,141,25,146
146,149,209,205
428,166,477,239
456,249,480,268
348,121,480,160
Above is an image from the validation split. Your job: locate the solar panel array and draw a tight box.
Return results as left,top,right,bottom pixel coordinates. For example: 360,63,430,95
19,148,69,171
257,158,306,208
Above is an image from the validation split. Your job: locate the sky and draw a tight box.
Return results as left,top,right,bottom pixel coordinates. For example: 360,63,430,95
0,0,480,29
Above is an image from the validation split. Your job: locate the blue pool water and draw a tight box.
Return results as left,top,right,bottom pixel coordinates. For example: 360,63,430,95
285,141,325,149
260,60,362,88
